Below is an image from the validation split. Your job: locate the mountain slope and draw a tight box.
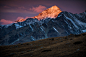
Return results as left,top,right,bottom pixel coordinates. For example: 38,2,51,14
0,32,86,57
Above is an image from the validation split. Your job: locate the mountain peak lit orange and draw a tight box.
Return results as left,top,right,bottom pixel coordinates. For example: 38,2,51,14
33,5,62,20
15,19,26,22
15,5,62,22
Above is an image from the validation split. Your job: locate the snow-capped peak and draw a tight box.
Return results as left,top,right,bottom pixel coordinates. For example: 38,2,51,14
33,5,62,20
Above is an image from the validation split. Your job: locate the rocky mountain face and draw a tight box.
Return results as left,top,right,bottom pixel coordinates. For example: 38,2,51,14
0,6,86,46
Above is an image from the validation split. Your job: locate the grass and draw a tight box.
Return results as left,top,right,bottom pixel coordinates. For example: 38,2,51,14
0,33,86,57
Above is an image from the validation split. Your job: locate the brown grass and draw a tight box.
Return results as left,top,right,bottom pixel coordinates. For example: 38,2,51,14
0,33,86,57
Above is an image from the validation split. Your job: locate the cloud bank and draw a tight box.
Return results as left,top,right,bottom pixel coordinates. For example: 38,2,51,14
0,19,14,25
30,5,47,13
0,16,32,25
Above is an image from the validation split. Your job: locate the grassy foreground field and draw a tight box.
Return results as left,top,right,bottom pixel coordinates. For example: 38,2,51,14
0,33,86,57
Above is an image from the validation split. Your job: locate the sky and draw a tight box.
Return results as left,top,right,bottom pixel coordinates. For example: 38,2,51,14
0,0,86,25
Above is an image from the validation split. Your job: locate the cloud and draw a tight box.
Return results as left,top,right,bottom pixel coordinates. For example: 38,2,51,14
0,19,14,25
0,16,33,25
25,16,32,19
16,17,24,20
30,5,47,13
18,6,26,9
4,6,10,8
16,16,32,20
0,9,37,14
1,5,47,14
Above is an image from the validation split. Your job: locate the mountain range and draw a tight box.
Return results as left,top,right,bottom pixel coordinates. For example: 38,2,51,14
0,6,86,45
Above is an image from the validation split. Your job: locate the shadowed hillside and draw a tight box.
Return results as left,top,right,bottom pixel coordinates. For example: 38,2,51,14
0,32,86,57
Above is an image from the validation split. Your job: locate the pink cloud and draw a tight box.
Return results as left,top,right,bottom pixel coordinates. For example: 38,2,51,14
16,17,24,20
0,19,14,25
25,16,32,19
0,16,33,25
30,5,47,13
16,16,32,20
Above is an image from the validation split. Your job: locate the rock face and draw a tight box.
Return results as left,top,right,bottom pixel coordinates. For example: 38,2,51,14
33,5,62,20
0,6,86,45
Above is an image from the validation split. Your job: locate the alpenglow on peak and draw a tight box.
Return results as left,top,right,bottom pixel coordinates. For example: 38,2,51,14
15,19,26,22
33,5,62,20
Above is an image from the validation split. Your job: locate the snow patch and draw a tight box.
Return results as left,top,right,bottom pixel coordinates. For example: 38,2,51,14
10,39,20,45
53,27,59,33
40,27,44,32
4,23,13,28
15,23,23,29
29,24,33,31
31,36,35,41
64,15,79,29
74,18,86,27
82,29,86,33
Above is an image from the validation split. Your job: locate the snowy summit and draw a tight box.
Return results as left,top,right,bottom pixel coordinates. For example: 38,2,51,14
33,5,62,20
